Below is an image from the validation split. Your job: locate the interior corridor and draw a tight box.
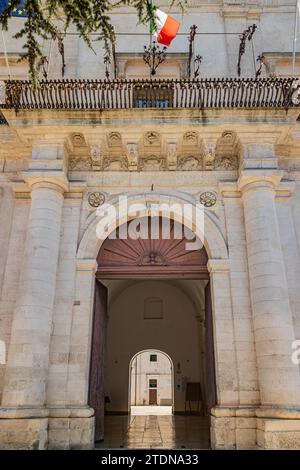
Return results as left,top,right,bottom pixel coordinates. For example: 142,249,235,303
96,415,210,449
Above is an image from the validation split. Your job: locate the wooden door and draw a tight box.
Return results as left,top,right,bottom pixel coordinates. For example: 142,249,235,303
88,280,108,442
149,389,157,405
205,281,217,413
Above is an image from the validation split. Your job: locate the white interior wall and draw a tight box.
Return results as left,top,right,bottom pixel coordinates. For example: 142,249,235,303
105,279,205,413
130,351,172,406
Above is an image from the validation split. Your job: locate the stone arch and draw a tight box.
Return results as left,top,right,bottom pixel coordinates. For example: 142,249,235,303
128,348,174,411
77,191,228,261
72,190,238,448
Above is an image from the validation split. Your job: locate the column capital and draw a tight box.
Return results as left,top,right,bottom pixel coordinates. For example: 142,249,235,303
237,169,284,194
22,172,69,193
207,258,230,273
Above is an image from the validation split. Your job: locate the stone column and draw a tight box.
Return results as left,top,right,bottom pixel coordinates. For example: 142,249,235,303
207,259,239,450
238,169,300,409
2,181,65,407
0,188,30,402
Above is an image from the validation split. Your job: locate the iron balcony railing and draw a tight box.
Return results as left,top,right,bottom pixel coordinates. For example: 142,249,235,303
1,78,299,111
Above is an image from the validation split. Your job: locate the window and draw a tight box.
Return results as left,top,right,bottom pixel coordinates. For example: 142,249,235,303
149,379,157,388
150,354,157,362
114,53,188,80
144,298,163,319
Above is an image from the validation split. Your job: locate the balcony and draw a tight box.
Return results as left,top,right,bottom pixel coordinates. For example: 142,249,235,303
1,78,299,111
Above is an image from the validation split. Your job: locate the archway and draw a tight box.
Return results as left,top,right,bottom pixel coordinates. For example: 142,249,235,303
89,215,217,448
129,349,174,415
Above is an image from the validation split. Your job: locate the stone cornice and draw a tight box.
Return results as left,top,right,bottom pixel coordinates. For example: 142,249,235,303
2,108,298,135
0,406,94,419
211,405,300,419
220,5,262,20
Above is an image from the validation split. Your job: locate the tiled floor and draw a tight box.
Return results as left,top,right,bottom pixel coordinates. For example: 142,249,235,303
96,412,211,449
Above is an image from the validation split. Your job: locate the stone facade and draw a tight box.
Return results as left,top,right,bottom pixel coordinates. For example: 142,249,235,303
1,1,300,450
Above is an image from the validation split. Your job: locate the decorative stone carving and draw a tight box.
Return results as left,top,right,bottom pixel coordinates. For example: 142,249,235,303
108,132,122,147
69,143,102,171
221,131,235,142
127,143,138,171
0,81,6,105
215,130,240,170
144,131,160,146
142,252,165,265
139,155,166,171
215,155,238,170
199,191,217,207
88,192,105,208
167,143,177,170
68,133,91,170
203,144,215,170
67,131,241,172
178,155,202,171
90,144,102,169
103,155,128,171
183,131,198,146
69,155,92,171
71,133,86,147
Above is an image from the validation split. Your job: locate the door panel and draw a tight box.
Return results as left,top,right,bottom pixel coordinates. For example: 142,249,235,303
149,389,157,405
205,281,217,413
88,280,108,442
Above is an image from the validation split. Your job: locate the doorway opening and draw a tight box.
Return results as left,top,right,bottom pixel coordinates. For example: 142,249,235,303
89,216,217,449
129,349,174,416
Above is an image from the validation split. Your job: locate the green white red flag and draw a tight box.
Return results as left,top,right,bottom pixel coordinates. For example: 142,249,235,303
151,8,180,47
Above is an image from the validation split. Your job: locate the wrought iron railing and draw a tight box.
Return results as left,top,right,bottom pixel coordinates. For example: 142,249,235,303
1,78,299,110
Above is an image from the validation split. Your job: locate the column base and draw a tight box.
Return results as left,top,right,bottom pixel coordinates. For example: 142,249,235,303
211,406,258,450
211,406,300,449
257,418,300,449
48,415,95,450
256,407,300,449
0,418,48,450
0,407,95,450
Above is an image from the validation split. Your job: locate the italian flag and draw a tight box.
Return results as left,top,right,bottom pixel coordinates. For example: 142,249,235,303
151,8,180,47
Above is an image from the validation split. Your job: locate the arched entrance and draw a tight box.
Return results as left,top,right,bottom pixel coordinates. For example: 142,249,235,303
128,349,174,415
88,216,217,447
129,349,174,414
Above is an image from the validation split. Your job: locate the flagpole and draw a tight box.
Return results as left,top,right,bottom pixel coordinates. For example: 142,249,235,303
292,0,299,76
150,0,153,45
1,31,11,79
47,39,53,77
